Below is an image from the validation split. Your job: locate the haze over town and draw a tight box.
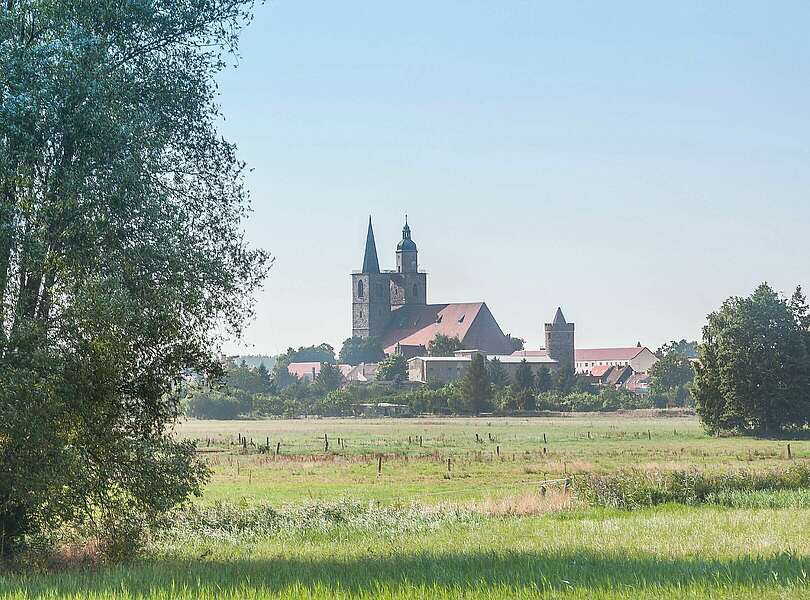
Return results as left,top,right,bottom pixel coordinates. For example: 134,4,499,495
216,2,810,356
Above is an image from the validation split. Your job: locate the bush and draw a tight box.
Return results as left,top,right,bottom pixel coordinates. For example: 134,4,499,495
185,390,243,420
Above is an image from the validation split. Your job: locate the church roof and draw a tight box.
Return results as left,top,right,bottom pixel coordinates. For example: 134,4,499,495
553,307,567,325
380,302,511,355
362,217,380,273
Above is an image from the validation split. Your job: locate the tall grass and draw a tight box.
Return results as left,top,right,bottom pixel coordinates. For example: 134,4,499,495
575,464,810,509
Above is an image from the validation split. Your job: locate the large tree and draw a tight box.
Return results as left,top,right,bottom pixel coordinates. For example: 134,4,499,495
376,353,407,382
513,359,536,410
649,352,694,407
427,334,462,357
693,284,810,435
0,0,267,556
338,336,385,365
460,354,492,414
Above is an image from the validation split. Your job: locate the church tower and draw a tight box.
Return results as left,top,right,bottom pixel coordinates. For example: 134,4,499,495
390,216,427,306
352,217,391,339
544,307,575,370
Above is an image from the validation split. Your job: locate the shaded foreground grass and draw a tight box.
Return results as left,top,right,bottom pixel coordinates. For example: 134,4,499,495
4,505,810,599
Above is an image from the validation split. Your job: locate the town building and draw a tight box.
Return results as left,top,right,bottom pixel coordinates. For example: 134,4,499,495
514,344,658,375
574,346,658,375
351,217,514,357
407,351,559,385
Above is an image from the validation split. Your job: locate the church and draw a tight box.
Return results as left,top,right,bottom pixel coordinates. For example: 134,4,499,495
351,217,517,358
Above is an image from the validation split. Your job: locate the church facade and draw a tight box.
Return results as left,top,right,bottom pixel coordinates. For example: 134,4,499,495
351,217,515,358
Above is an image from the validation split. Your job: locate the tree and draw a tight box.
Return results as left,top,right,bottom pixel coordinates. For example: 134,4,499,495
487,357,508,388
508,336,525,352
314,362,343,395
376,353,408,382
428,334,462,357
649,352,694,407
553,365,577,395
339,336,385,365
535,367,553,394
0,0,267,557
656,339,699,359
460,354,492,414
280,343,336,364
693,283,810,435
513,359,536,410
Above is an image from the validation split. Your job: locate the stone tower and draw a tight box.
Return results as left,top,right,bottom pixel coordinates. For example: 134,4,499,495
390,216,427,307
352,217,391,339
544,307,575,370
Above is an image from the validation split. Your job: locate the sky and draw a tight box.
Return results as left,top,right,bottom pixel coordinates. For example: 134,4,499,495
215,1,810,356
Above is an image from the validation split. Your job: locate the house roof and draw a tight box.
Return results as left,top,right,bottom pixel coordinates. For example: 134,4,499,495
590,364,613,377
575,347,646,362
381,302,486,354
287,362,352,379
287,362,322,378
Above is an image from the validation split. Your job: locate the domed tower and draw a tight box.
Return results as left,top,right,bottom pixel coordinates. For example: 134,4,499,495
396,217,418,273
390,216,427,307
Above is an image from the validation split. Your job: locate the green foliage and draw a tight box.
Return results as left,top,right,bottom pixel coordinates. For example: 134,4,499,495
513,360,535,410
553,365,577,395
460,354,492,414
507,336,525,352
279,344,336,365
693,283,810,435
535,367,553,393
649,352,694,408
376,353,407,382
576,464,810,510
0,0,266,557
185,390,244,420
314,362,342,395
656,340,699,359
338,336,385,366
487,357,508,388
427,334,462,357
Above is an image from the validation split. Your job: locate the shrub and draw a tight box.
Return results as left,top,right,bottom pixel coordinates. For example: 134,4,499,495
185,390,243,420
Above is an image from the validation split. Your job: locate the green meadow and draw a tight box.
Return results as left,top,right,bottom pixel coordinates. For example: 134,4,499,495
4,414,810,599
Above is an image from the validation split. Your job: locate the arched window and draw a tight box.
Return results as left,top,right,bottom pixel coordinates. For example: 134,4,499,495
412,284,419,298
357,280,364,298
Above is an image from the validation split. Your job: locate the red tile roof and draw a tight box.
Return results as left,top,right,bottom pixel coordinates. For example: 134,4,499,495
575,347,645,362
590,364,612,377
287,362,322,379
287,362,352,379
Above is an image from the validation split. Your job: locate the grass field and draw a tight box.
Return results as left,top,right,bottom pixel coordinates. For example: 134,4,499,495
4,413,810,599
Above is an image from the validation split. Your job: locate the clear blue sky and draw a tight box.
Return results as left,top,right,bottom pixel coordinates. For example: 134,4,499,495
216,1,810,356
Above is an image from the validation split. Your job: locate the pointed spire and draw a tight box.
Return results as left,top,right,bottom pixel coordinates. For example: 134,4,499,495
553,307,567,326
362,216,380,273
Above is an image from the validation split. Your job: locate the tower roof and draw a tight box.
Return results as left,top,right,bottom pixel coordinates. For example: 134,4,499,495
553,307,567,326
397,215,417,252
362,216,380,273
